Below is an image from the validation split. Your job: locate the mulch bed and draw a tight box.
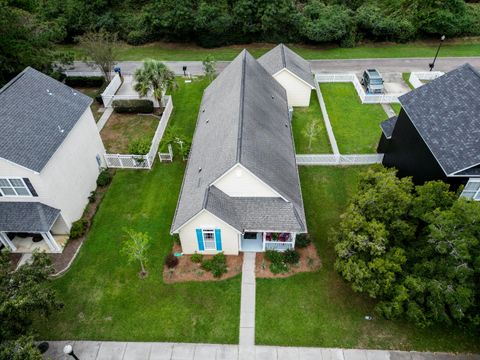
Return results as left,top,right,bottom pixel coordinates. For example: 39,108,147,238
49,171,114,275
255,243,321,278
163,243,243,283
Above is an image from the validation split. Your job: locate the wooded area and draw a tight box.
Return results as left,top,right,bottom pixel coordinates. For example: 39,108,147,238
1,0,480,84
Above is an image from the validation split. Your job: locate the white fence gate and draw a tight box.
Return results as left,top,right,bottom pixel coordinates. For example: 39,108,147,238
104,96,174,169
296,154,384,165
158,144,174,162
315,73,403,103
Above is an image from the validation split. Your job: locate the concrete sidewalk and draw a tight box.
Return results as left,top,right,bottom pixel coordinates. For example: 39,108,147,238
43,341,480,360
239,252,256,347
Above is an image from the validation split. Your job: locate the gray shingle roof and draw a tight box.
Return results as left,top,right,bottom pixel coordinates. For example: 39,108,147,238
0,202,60,232
399,64,480,176
206,186,304,232
258,44,315,88
0,67,92,172
380,116,398,139
171,50,306,233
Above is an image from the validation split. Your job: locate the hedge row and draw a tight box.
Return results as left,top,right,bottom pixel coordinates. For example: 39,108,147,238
65,76,105,88
112,99,154,114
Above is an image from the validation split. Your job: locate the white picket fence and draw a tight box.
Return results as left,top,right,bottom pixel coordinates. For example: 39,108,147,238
101,74,122,107
408,71,444,89
296,154,384,165
315,73,402,104
159,144,174,162
104,96,174,170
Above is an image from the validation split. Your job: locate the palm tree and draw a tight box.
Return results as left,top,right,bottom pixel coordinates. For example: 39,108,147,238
134,59,177,107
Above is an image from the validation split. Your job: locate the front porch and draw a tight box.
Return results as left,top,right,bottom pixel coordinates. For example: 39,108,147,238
0,202,67,254
240,232,296,252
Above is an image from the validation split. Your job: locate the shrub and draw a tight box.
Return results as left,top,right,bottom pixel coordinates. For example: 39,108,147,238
172,234,181,245
295,233,311,248
265,250,283,264
201,252,227,278
191,252,203,263
165,252,179,268
96,169,112,187
88,190,96,203
127,30,150,45
283,249,300,264
65,76,105,87
70,219,88,239
128,138,151,155
270,262,289,274
112,99,154,113
94,83,107,104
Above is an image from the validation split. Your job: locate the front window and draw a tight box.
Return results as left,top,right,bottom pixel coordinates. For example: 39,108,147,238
0,178,31,197
461,179,480,200
202,229,216,250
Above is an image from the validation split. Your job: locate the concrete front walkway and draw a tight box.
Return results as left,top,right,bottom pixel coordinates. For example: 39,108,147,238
239,252,256,347
43,341,479,360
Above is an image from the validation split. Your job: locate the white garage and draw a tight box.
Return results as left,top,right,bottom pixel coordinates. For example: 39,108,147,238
258,44,315,107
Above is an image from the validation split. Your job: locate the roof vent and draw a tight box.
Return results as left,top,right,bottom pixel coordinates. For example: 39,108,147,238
57,125,64,133
271,95,275,99
285,123,288,128
202,109,205,113
206,119,209,124
198,167,202,173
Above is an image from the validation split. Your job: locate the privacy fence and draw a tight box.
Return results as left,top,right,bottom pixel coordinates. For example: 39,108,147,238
104,95,174,170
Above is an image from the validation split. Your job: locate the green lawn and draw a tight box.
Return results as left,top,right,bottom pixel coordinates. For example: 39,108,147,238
292,92,331,154
390,103,402,115
256,166,480,352
402,73,414,90
59,38,480,61
35,76,240,343
320,83,387,154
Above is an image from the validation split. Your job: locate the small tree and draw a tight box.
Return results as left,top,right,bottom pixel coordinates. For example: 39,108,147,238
202,55,217,82
134,60,177,107
302,119,321,150
76,29,118,81
121,228,151,277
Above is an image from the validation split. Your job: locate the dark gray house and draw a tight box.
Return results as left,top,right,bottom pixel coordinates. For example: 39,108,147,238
378,64,480,199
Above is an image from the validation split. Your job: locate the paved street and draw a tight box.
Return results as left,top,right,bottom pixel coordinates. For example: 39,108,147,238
66,57,480,77
43,341,480,360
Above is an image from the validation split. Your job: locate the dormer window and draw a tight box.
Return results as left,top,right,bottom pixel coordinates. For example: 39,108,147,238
0,178,32,197
461,178,480,200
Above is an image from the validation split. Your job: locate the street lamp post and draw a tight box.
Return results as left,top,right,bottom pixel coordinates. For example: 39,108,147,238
63,344,80,360
429,35,446,71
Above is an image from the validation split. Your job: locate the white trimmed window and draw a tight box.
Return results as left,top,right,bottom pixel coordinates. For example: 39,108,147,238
202,229,216,250
461,179,480,200
0,178,31,197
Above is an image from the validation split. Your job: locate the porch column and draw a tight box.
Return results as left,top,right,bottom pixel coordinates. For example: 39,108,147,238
0,231,17,252
291,232,297,249
41,232,61,253
262,232,266,252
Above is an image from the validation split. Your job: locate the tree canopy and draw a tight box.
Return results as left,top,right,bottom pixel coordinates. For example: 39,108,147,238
333,166,480,329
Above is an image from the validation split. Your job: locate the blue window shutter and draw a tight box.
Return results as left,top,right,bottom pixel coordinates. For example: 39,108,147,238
215,229,222,251
196,229,204,251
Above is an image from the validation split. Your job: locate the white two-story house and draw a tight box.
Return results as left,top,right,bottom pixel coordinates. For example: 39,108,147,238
171,50,307,255
0,67,106,253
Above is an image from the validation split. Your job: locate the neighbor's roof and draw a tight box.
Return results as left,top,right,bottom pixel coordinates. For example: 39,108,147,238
399,63,480,176
0,202,60,232
380,116,398,139
258,44,315,88
0,67,92,173
171,50,306,233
